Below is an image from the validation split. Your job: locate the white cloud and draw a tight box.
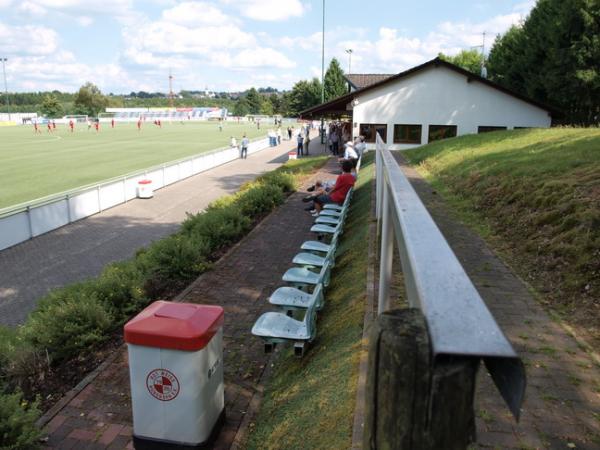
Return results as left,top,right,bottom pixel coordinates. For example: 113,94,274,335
232,47,296,69
18,1,47,15
0,22,59,55
76,16,93,26
221,0,306,21
124,22,256,58
161,2,231,26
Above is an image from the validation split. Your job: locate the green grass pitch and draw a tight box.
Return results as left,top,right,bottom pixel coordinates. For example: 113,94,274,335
0,121,278,209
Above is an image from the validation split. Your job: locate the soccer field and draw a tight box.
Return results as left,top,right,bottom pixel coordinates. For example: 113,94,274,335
0,121,271,209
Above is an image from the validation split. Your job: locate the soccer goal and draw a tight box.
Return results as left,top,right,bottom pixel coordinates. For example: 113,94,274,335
64,114,89,123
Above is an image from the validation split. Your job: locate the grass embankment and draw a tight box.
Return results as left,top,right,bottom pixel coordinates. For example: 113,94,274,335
0,155,327,450
403,128,600,343
247,154,374,450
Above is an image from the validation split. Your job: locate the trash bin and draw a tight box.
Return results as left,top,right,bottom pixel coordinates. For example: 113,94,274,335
288,151,297,160
137,179,153,199
124,301,225,449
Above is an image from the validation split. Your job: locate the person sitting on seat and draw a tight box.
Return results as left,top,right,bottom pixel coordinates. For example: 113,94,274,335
306,160,355,216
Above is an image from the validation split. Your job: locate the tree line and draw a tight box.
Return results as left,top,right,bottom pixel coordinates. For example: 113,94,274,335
4,58,348,119
440,0,599,125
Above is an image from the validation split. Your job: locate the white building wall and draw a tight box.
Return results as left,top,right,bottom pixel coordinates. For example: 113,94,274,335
352,66,552,150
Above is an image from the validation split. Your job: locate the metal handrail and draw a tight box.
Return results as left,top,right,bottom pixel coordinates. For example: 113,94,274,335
374,133,526,418
0,136,267,218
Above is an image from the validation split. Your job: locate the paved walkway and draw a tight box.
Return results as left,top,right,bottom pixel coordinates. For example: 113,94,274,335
40,141,334,449
0,135,320,326
393,153,600,450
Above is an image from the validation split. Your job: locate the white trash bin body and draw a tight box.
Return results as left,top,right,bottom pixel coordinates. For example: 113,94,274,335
137,179,154,198
124,301,225,449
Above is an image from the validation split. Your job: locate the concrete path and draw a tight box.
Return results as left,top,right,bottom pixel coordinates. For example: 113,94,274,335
393,153,600,449
40,148,337,450
0,135,322,326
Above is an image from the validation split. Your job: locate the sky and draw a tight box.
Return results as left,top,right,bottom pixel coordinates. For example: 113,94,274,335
0,0,536,94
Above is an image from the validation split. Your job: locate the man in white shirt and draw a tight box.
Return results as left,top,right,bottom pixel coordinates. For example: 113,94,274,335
240,134,249,159
339,141,359,168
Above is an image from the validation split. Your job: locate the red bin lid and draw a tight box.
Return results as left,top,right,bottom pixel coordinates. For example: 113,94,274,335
124,301,224,351
138,179,152,185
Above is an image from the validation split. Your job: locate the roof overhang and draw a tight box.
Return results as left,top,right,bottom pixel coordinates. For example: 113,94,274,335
300,93,354,119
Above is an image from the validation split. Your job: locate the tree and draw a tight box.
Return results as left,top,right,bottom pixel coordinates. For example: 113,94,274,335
244,88,262,114
73,82,108,116
324,58,346,101
268,94,281,114
438,49,484,75
487,0,600,124
287,78,322,116
40,94,63,118
259,96,274,115
233,97,250,116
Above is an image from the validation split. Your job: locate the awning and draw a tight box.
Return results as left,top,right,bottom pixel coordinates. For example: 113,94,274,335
300,92,355,119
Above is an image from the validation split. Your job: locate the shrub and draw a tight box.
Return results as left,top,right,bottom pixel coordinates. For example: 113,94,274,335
139,234,212,297
235,183,285,217
257,171,296,193
21,289,113,364
92,261,148,322
0,390,41,450
182,206,251,250
0,326,46,396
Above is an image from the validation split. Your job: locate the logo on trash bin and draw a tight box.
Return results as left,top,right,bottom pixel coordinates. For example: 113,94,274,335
146,369,180,401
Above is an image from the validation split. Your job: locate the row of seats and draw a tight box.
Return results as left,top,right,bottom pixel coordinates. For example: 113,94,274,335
251,187,355,357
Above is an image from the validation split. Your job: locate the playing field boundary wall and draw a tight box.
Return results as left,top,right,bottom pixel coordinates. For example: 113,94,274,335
0,137,270,251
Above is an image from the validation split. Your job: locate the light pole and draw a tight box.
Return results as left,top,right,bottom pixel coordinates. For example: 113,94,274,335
320,0,326,144
345,49,353,74
1,58,10,121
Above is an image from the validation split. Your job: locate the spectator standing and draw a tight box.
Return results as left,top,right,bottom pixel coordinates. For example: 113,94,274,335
287,126,292,140
241,134,249,159
330,130,339,155
297,132,304,158
276,128,282,145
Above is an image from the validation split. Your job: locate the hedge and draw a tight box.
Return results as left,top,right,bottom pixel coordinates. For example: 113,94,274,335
0,155,327,442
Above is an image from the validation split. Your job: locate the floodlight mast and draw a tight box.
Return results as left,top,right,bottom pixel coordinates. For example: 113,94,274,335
345,48,353,74
320,0,326,144
1,57,10,121
168,70,174,109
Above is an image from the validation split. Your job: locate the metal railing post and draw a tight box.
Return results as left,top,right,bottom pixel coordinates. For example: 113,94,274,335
378,184,394,314
375,144,382,221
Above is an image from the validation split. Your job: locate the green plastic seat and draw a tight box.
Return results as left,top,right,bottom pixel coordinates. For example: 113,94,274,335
282,259,331,289
269,283,325,312
315,215,341,226
293,235,338,267
251,288,319,356
318,209,343,217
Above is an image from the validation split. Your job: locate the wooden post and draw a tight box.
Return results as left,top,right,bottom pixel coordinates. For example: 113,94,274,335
363,309,478,450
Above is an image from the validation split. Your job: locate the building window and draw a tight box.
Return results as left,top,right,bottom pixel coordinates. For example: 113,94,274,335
428,125,457,143
393,124,422,144
360,123,387,143
478,126,507,133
